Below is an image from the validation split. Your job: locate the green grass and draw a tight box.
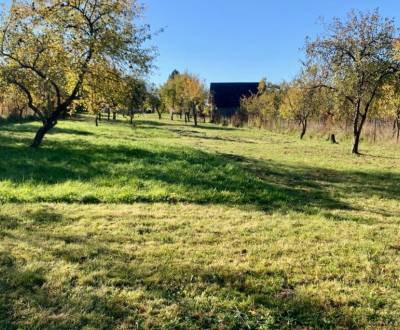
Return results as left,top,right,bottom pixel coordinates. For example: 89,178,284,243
1,114,400,329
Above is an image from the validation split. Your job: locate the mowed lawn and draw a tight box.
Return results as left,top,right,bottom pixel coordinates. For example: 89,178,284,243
1,115,400,329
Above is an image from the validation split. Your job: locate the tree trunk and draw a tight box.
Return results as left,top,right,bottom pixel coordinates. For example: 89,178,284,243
300,119,307,140
95,116,99,127
352,130,362,154
352,112,367,155
107,109,111,121
395,112,400,143
193,113,197,127
192,106,198,127
210,109,215,123
330,134,338,144
396,117,400,143
28,80,81,147
31,120,57,148
397,125,400,144
156,108,162,119
113,112,117,120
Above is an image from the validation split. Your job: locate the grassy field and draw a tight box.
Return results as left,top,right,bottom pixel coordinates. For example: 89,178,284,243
1,114,400,329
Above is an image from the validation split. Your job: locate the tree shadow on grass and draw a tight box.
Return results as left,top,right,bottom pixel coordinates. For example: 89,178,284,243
135,265,360,329
1,130,400,215
169,128,256,144
0,212,365,329
0,133,349,214
221,153,400,202
0,123,93,137
359,152,400,160
2,122,400,215
134,118,237,131
0,250,46,330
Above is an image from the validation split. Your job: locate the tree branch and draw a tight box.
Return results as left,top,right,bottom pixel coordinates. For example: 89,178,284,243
9,78,45,121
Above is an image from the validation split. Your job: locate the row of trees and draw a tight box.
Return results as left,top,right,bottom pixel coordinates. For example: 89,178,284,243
90,69,210,127
159,70,209,126
241,10,400,154
0,0,208,143
1,4,399,155
0,0,154,147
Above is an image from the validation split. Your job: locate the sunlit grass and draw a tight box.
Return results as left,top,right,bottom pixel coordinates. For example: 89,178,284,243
1,114,400,328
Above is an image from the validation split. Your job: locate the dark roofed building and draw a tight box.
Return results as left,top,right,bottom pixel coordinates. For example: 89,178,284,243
210,82,259,117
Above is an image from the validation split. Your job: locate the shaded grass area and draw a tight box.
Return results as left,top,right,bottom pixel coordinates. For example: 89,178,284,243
1,204,400,329
1,117,399,213
1,115,400,328
0,133,347,212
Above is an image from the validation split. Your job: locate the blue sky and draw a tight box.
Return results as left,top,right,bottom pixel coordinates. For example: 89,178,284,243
144,0,400,85
2,1,400,85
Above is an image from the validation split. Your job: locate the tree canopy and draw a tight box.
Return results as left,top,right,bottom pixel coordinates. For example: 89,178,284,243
306,9,400,153
0,0,154,146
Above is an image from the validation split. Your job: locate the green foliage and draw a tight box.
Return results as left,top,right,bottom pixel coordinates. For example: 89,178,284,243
240,10,400,151
160,72,208,120
0,0,154,146
306,9,400,153
279,65,326,138
126,77,148,112
241,78,282,128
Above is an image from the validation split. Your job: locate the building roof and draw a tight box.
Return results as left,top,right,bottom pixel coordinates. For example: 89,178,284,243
210,82,259,109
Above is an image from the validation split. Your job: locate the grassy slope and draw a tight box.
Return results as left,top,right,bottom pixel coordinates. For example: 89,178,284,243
0,115,400,329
